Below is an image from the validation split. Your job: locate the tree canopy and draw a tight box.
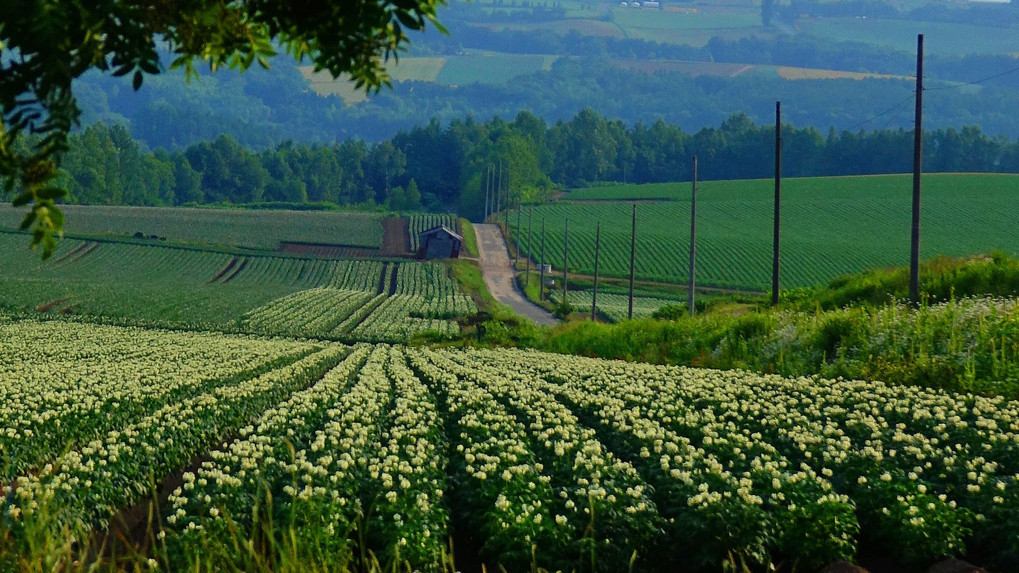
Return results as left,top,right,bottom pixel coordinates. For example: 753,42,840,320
0,0,445,256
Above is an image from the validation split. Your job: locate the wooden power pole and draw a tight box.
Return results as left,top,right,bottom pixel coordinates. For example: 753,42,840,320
562,218,569,305
496,160,503,227
592,222,601,321
772,101,782,306
689,156,697,317
525,205,533,289
910,34,924,306
539,218,546,302
628,203,636,320
484,165,491,222
514,202,522,267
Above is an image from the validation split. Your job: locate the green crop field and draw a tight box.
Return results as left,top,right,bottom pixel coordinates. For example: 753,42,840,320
514,173,1019,290
408,213,458,252
4,333,1019,570
611,58,756,78
798,17,1019,57
0,205,384,250
305,53,559,103
549,288,677,321
0,231,473,341
612,7,760,32
437,53,558,85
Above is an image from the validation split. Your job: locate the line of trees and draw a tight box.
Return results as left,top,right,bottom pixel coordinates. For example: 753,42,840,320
53,110,1019,219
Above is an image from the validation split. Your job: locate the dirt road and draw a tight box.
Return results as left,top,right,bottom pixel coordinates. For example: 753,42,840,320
474,224,558,326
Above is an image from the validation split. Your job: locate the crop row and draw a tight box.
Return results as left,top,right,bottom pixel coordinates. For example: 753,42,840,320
538,175,1019,289
408,214,458,253
548,289,675,321
0,320,318,476
460,347,1019,568
240,288,378,338
9,324,1017,569
237,262,475,342
4,341,348,534
0,205,385,249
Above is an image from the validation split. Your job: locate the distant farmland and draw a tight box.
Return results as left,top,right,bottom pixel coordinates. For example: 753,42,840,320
512,173,1019,290
0,205,385,250
302,54,558,104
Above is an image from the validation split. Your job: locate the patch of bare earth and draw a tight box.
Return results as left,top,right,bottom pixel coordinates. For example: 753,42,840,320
381,216,410,256
278,242,380,258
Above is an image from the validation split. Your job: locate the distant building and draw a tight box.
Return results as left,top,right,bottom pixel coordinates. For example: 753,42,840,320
417,225,463,259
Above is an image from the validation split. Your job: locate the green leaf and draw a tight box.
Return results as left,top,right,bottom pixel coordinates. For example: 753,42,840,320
132,70,144,90
19,210,36,230
35,186,66,200
11,190,33,207
49,207,65,235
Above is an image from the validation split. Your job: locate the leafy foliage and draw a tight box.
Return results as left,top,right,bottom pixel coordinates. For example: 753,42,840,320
0,0,445,254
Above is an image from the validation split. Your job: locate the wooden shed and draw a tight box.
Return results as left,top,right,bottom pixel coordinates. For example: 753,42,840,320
417,225,463,259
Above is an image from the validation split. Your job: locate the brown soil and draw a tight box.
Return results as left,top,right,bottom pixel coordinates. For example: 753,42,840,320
278,242,380,258
222,258,249,283
89,454,213,566
377,263,389,295
52,242,89,264
36,297,72,313
381,216,410,256
208,257,239,283
60,242,100,265
388,263,399,296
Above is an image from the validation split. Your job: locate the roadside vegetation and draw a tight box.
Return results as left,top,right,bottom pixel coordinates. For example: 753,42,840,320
458,252,1019,400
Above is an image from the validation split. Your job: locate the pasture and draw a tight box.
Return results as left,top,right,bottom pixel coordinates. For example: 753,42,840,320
514,173,1019,290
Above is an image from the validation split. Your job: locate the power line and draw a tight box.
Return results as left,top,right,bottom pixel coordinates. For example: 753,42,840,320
925,63,1019,91
845,93,915,132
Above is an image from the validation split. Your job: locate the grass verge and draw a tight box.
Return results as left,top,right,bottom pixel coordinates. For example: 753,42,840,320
457,218,479,258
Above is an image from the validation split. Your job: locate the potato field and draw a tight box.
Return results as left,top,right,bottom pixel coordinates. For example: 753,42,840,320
0,232,474,342
3,319,1018,571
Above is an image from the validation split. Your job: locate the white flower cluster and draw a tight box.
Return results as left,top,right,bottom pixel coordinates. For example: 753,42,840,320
4,341,348,533
409,349,564,566
442,348,662,563
0,319,313,475
241,288,376,338
457,346,1019,566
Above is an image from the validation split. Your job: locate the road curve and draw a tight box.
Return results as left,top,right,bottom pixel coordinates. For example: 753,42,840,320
473,223,558,326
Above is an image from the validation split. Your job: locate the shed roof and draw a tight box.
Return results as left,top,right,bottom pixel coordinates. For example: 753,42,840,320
420,225,464,242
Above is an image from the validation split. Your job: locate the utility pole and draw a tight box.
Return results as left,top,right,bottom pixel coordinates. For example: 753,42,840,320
525,205,533,289
563,218,569,306
514,202,522,268
539,218,546,302
772,101,782,306
689,156,697,317
484,165,491,222
496,160,503,228
628,203,636,320
910,34,924,306
592,222,601,321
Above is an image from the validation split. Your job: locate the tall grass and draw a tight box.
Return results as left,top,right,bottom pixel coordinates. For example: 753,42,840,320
539,295,1019,397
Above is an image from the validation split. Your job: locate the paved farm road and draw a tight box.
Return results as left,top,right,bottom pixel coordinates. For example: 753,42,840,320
474,224,558,326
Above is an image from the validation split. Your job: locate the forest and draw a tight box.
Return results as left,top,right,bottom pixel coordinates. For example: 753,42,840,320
50,111,1019,220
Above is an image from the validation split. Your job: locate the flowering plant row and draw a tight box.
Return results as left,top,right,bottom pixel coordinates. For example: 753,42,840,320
4,343,347,536
236,261,475,342
6,329,1018,571
0,320,317,476
460,347,1019,568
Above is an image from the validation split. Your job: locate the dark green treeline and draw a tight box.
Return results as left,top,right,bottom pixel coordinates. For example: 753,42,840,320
54,111,1019,220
